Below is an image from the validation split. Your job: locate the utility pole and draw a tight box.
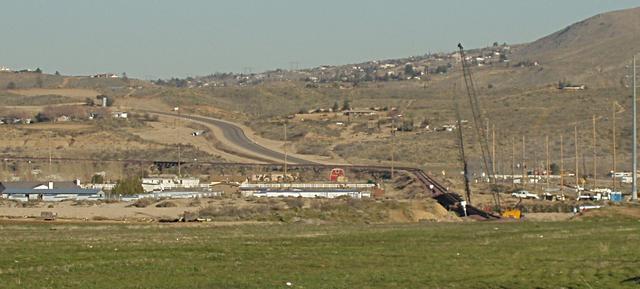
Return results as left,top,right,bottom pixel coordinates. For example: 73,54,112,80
487,119,493,182
492,124,496,180
613,102,617,191
173,107,181,177
533,140,538,191
284,121,288,180
575,126,579,191
27,161,32,181
592,115,597,189
633,55,638,201
511,136,515,188
522,135,527,188
561,135,564,193
391,118,395,179
48,130,52,176
546,135,550,189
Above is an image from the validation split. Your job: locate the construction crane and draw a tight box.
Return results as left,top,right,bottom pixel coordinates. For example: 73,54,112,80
457,43,501,211
453,84,473,204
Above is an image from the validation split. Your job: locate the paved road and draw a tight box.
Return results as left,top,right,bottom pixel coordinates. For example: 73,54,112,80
146,110,316,165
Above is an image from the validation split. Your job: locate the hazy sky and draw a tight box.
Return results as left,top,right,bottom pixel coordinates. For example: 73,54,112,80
1,0,639,79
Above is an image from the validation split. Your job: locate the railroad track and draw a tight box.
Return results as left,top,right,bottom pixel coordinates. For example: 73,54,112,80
1,156,499,220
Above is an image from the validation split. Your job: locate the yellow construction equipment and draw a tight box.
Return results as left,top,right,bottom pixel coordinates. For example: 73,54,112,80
501,209,522,219
501,198,523,219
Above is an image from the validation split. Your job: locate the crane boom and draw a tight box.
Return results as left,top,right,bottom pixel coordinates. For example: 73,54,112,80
453,85,473,204
457,43,501,211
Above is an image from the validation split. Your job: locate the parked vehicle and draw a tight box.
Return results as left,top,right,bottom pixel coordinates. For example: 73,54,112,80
542,192,566,201
576,193,601,201
511,190,540,200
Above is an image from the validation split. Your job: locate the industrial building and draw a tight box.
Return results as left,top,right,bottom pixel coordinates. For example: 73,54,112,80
240,181,377,199
0,181,104,202
141,175,201,192
250,188,371,199
120,190,221,202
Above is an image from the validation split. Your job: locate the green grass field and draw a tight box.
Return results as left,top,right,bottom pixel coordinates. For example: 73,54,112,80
1,216,639,288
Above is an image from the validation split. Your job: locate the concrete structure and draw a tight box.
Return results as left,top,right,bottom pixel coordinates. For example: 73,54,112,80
82,183,117,191
0,181,103,202
240,182,375,199
240,182,375,189
121,190,220,202
141,176,201,192
247,188,371,199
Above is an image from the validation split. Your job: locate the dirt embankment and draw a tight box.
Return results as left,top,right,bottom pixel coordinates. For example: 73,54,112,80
0,197,458,224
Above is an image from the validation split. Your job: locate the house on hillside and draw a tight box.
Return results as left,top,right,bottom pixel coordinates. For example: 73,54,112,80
0,180,104,202
91,73,119,78
343,109,377,117
56,115,71,122
561,85,586,90
112,112,128,119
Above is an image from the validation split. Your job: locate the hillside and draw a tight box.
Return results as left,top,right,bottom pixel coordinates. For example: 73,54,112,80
502,7,640,88
0,7,638,192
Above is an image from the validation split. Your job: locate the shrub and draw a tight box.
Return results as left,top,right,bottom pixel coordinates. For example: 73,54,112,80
346,198,368,209
156,201,178,208
91,174,105,184
198,205,271,220
128,198,155,208
284,198,305,209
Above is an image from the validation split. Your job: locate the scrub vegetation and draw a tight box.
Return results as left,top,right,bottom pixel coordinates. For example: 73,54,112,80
0,212,638,288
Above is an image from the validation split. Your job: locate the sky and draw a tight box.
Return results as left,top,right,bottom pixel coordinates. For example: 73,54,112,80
1,0,639,79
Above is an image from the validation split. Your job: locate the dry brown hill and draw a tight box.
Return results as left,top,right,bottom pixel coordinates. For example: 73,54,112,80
510,6,640,88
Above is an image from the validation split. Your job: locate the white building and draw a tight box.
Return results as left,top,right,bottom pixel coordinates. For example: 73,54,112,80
141,176,201,192
0,181,104,202
121,190,220,201
248,189,371,199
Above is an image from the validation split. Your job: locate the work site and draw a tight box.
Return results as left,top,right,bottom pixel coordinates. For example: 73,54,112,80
1,2,640,288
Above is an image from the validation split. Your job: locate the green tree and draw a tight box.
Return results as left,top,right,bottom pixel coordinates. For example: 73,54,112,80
435,65,448,74
404,64,415,76
112,177,143,195
550,163,560,175
342,99,351,111
6,82,16,89
400,118,414,131
34,67,42,74
332,101,339,112
91,174,105,184
35,112,49,122
54,71,61,76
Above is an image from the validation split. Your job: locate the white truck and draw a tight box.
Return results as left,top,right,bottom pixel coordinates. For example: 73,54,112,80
511,190,540,200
